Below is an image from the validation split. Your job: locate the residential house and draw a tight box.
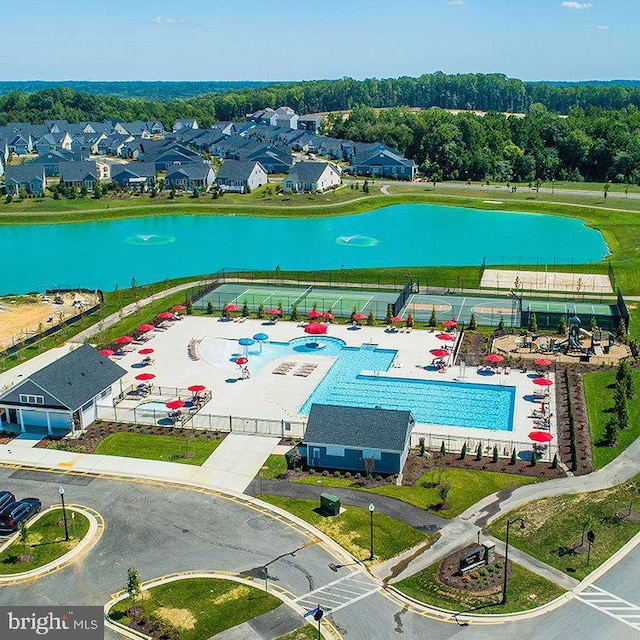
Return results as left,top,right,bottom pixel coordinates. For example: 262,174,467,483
172,119,199,133
216,160,267,193
0,344,126,435
298,114,326,133
4,165,46,195
283,161,341,193
114,122,151,138
274,107,298,129
351,148,417,180
301,404,415,475
7,132,33,155
111,162,156,191
241,145,292,174
146,121,165,135
165,162,215,192
24,150,85,176
60,161,100,191
35,132,73,154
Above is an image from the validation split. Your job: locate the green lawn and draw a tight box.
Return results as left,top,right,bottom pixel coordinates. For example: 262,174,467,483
259,455,288,480
295,468,539,518
584,369,640,469
0,509,90,575
109,577,280,640
93,432,221,466
260,495,430,563
395,560,565,615
276,625,318,640
487,474,640,581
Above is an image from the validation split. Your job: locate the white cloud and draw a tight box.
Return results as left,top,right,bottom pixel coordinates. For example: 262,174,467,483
596,24,609,30
448,0,466,4
561,2,593,9
151,16,186,25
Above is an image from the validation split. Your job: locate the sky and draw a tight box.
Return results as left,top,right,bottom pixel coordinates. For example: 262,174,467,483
1,0,638,82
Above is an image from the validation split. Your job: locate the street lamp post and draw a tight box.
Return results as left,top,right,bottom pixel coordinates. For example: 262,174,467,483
502,517,525,605
368,503,375,561
59,486,69,542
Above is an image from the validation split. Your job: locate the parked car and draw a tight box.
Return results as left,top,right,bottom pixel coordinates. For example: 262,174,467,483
0,491,15,512
0,498,42,534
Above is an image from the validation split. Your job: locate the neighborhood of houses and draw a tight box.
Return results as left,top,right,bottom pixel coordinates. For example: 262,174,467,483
0,107,417,197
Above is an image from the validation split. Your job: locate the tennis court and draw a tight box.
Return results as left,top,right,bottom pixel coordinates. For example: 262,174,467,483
196,284,398,318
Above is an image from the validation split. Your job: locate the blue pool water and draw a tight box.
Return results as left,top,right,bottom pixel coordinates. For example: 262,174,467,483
0,204,608,294
202,336,515,431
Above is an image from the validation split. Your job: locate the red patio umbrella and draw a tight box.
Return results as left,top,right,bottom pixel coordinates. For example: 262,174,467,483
534,358,553,367
485,354,504,363
430,349,449,358
166,400,185,410
352,313,367,321
158,312,174,320
529,431,553,443
305,322,327,335
307,309,323,318
235,356,249,365
323,312,334,320
139,348,154,355
391,316,405,323
115,335,134,344
173,305,186,312
135,373,155,381
437,333,455,341
99,349,114,357
267,308,282,315
188,385,206,392
533,377,553,387
137,324,154,333
443,320,458,327
224,303,240,312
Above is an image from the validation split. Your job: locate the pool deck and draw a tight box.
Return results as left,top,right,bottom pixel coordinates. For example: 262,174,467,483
106,316,556,452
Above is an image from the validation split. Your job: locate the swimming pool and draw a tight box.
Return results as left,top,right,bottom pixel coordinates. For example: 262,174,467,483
137,401,171,413
202,336,515,431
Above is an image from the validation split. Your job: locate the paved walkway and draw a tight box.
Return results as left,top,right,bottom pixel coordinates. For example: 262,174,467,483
212,604,303,640
197,433,280,493
246,479,447,531
11,432,45,448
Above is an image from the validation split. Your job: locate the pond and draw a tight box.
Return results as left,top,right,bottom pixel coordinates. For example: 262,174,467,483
0,204,608,293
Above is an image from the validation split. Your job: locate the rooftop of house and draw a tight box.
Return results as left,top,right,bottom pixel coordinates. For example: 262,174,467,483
285,161,340,183
216,159,265,181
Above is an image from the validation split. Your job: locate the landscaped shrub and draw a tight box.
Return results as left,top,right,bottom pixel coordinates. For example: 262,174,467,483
322,470,329,476
334,470,341,478
440,440,446,456
551,453,558,469
492,445,499,463
510,448,517,465
309,468,315,474
355,473,361,480
460,443,467,460
345,472,351,478
375,475,382,481
475,443,482,461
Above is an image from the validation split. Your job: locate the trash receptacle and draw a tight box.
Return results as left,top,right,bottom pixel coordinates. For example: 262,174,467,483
320,493,341,516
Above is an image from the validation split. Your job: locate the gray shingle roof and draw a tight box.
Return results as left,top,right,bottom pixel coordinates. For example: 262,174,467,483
20,344,125,410
111,162,156,179
165,162,213,180
216,160,264,182
5,165,45,183
304,404,414,452
285,161,338,183
60,161,99,182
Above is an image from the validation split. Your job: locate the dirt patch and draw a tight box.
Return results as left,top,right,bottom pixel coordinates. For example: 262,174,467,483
155,608,195,630
211,585,251,606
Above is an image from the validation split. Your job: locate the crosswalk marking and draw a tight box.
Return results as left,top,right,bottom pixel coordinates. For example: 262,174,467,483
295,572,381,614
576,585,640,632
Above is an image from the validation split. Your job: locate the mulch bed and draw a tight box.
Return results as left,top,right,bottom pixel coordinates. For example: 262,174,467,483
438,544,507,595
617,509,640,523
35,421,226,454
457,332,491,366
280,468,397,488
403,451,566,482
0,432,16,445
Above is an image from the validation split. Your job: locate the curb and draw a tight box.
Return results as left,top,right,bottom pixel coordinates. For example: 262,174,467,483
0,504,103,585
103,570,339,640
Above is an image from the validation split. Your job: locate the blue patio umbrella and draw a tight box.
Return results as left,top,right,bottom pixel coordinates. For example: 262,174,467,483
239,337,255,355
253,333,269,354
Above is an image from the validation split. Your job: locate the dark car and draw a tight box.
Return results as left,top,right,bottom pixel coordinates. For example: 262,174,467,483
0,498,42,534
0,492,15,512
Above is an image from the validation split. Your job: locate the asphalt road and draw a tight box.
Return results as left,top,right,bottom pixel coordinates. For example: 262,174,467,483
0,467,637,639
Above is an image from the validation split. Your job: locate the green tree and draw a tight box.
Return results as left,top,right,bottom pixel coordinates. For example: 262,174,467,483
475,443,482,461
126,568,141,604
206,301,214,315
242,300,250,317
551,453,558,469
460,442,467,460
80,183,88,198
498,315,505,331
590,315,598,332
278,300,283,315
19,522,28,557
558,316,567,335
603,182,610,199
429,306,438,327
605,416,619,446
362,179,370,193
468,312,477,330
510,448,517,465
169,186,176,199
406,312,415,328
257,302,265,319
438,481,451,507
492,445,499,463
385,304,393,325
616,317,627,341
186,299,193,315
440,440,446,456
366,309,375,326
290,304,299,322
528,312,538,333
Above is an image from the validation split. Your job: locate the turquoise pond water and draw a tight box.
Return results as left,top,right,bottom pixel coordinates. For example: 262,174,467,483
0,204,608,294
201,336,515,431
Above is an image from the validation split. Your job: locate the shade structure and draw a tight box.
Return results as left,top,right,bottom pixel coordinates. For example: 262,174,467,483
352,313,367,321
235,357,249,365
443,320,458,327
323,312,334,320
137,324,154,333
239,338,255,346
529,431,553,443
224,304,240,312
307,309,323,318
533,377,553,387
436,333,455,341
158,312,174,320
534,358,553,367
166,400,185,410
135,373,155,381
253,333,268,341
391,316,405,323
267,308,282,316
115,335,134,344
485,353,504,363
172,305,186,311
305,322,327,335
99,349,114,357
430,349,449,358
139,348,154,355
188,385,206,392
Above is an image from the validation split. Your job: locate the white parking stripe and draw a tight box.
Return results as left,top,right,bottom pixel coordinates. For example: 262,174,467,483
327,587,382,613
576,585,640,632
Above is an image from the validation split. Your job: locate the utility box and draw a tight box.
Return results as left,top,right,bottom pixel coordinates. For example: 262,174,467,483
320,493,340,516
